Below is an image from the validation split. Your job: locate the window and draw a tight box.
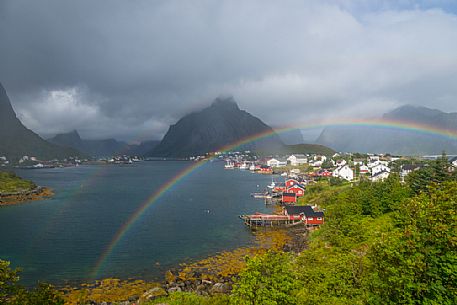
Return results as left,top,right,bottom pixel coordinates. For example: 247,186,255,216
317,217,322,220
308,217,313,220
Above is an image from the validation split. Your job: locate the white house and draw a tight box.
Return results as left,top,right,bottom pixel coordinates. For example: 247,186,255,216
372,164,391,176
359,165,370,174
267,158,287,167
287,154,308,166
334,159,347,167
451,157,457,168
371,170,390,182
333,165,354,181
352,158,365,166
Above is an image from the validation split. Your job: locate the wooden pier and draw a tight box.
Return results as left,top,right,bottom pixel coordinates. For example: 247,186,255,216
240,213,303,227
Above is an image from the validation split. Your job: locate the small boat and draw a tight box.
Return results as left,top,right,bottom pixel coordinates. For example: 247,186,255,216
224,161,234,169
267,179,276,189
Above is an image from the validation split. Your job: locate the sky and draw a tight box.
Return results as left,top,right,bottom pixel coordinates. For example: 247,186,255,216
1,0,457,142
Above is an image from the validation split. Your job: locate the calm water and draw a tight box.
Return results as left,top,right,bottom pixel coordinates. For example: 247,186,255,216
0,161,273,286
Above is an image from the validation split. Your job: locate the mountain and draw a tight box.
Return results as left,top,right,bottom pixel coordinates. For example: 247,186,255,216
0,82,82,161
150,97,285,157
277,129,305,145
48,130,159,157
128,140,160,156
316,105,457,155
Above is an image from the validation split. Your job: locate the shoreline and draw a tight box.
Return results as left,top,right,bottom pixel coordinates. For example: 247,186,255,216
62,226,308,304
0,186,54,206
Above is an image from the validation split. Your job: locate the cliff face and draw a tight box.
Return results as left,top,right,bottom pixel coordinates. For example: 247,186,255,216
0,82,82,161
316,105,457,155
150,97,285,157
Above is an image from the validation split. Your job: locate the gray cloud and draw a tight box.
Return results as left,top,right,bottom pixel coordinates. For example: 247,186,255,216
1,0,457,141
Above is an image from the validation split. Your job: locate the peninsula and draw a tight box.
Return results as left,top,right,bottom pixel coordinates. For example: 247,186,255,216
0,171,53,205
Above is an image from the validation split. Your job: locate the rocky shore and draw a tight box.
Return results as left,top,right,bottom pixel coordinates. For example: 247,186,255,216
0,186,54,206
63,227,309,305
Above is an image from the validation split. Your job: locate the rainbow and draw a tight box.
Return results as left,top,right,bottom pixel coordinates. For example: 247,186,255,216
91,117,457,277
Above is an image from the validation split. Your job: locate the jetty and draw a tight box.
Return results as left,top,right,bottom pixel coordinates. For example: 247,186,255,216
240,213,303,227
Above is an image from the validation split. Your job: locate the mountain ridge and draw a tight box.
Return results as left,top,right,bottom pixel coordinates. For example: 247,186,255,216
316,105,457,155
0,82,82,161
150,97,285,157
48,130,159,157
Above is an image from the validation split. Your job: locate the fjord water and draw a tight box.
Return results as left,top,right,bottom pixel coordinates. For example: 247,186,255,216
0,161,273,285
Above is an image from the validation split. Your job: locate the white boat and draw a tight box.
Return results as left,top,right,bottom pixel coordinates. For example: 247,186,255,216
239,162,248,170
249,164,256,171
224,161,234,169
267,179,276,189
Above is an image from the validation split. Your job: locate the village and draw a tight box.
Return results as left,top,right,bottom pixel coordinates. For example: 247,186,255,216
221,151,457,231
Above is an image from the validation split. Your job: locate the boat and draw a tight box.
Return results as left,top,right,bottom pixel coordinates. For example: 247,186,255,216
267,179,276,189
224,160,235,169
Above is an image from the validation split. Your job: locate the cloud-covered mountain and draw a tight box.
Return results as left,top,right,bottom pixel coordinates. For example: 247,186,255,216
150,97,285,157
0,82,81,161
48,130,159,157
316,105,457,155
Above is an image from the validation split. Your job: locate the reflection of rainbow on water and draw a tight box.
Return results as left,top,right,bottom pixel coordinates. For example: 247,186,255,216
91,118,457,278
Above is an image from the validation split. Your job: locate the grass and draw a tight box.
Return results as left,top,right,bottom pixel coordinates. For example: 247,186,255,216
0,171,36,194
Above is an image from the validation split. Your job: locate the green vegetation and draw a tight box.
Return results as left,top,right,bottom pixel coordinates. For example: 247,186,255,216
0,171,36,194
0,260,64,305
148,156,456,304
281,144,335,156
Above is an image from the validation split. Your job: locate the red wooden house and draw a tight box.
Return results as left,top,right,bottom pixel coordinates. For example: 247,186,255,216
286,184,305,197
273,182,286,193
284,205,324,226
285,179,299,188
259,165,272,174
282,192,297,204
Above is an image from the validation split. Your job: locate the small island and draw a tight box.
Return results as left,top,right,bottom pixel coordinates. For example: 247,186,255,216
0,171,53,206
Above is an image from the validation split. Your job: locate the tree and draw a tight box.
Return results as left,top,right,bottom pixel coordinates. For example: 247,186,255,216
231,251,300,305
369,182,457,304
0,260,63,305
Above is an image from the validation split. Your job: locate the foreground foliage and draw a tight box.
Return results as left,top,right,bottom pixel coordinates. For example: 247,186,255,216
230,157,456,305
0,260,63,305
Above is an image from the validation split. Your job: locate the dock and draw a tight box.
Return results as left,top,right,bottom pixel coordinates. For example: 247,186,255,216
240,213,303,227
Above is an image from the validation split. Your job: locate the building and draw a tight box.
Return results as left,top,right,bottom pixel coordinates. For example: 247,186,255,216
283,205,324,226
286,184,305,197
333,165,354,181
267,158,287,167
371,170,390,182
287,154,308,166
282,192,297,204
285,179,299,188
359,165,370,174
400,164,423,180
371,164,390,176
259,165,272,174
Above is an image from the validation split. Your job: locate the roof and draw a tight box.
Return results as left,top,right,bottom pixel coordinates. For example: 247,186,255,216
288,184,305,190
372,170,390,178
402,164,423,171
291,154,306,158
285,205,324,217
282,192,296,197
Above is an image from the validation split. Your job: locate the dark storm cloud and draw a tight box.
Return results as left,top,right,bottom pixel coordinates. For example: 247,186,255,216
1,0,457,141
